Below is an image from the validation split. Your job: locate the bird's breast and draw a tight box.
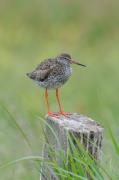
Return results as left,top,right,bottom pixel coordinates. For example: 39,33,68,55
36,66,72,89
64,66,72,77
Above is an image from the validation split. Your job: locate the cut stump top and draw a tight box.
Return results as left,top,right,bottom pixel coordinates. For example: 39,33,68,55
46,113,104,134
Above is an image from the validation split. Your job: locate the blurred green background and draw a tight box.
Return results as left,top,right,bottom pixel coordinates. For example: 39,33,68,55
0,0,119,179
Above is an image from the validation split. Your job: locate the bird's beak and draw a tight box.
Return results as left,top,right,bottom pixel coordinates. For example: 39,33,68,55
70,60,86,67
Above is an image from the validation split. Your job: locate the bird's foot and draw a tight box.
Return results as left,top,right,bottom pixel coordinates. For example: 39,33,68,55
47,112,72,119
59,112,72,118
47,112,60,118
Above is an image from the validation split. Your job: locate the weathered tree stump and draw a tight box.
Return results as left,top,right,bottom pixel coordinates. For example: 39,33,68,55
40,113,104,180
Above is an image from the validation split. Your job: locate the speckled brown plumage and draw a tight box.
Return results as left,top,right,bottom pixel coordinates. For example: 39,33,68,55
26,53,86,116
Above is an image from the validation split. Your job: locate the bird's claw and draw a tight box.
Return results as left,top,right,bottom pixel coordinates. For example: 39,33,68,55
47,112,72,119
59,112,72,118
47,112,60,118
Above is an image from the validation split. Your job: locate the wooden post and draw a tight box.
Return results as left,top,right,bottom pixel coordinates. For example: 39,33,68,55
40,113,104,180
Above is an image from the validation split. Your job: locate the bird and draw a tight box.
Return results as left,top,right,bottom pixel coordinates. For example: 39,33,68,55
26,53,86,116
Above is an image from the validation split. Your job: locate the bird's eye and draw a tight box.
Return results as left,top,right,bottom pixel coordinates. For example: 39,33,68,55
64,57,69,60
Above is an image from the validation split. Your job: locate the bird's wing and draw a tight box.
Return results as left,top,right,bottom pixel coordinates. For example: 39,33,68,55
35,59,54,70
33,58,55,81
36,68,51,81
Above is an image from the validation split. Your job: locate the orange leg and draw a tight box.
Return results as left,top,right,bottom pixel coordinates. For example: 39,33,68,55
56,88,71,117
45,88,52,115
56,88,64,114
45,88,59,116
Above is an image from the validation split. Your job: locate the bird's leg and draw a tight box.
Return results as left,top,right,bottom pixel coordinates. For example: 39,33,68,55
45,88,52,115
45,88,59,117
56,88,70,117
56,88,63,114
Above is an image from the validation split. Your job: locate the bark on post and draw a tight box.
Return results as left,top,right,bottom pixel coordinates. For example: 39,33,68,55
40,113,104,180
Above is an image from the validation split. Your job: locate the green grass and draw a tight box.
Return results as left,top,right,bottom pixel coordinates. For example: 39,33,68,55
0,123,116,179
0,0,119,179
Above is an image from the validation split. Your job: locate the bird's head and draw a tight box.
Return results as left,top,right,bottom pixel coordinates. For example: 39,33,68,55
57,53,86,67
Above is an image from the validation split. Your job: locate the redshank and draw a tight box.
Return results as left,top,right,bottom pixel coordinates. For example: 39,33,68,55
26,53,86,116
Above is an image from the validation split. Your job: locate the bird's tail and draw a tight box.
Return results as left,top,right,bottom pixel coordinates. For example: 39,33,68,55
26,72,36,80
